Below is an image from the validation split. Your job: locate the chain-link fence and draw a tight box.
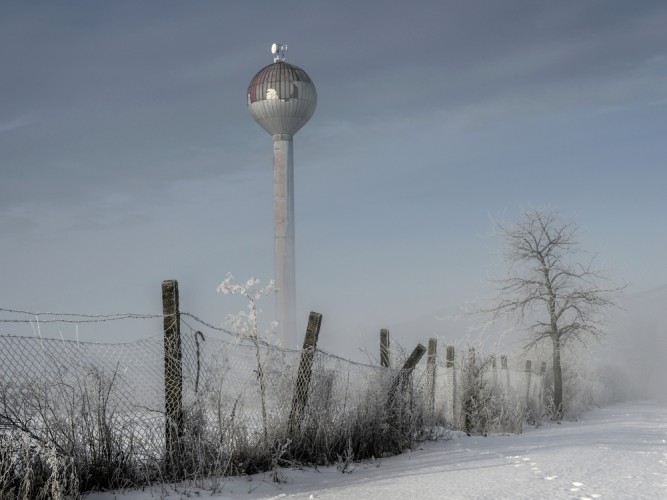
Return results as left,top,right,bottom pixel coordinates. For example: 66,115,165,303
0,298,546,495
425,349,546,434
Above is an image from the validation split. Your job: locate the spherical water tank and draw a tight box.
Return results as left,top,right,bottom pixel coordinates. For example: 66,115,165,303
247,61,317,136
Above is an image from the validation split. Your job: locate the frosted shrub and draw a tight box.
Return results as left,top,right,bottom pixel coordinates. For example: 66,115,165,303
494,390,526,434
459,350,527,435
460,351,495,435
0,365,154,495
0,430,79,500
285,358,420,465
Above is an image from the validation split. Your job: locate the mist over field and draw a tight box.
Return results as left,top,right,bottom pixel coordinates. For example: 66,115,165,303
603,285,667,402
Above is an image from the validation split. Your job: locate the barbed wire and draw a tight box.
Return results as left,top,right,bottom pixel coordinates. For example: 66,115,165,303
0,307,166,324
0,306,547,374
180,311,390,368
179,311,239,337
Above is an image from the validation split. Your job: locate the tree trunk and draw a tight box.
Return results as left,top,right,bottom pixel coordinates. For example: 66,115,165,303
552,335,563,420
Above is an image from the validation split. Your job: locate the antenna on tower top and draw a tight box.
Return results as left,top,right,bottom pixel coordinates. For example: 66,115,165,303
271,43,288,62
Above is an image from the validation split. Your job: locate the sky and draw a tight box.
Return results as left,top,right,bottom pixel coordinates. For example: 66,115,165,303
1,0,666,358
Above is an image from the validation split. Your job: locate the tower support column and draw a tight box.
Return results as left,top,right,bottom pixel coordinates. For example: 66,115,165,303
273,133,296,348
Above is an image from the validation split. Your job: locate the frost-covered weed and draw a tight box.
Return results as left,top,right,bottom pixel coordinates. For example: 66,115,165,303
217,273,276,441
458,349,529,435
0,430,79,500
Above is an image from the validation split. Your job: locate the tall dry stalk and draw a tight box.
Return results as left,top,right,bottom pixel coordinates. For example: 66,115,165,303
217,274,277,442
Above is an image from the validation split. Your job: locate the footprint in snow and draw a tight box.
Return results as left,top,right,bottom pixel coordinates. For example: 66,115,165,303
569,481,601,499
512,456,531,467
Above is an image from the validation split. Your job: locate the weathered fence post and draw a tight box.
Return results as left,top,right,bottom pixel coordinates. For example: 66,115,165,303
501,354,510,389
403,344,427,371
538,361,547,407
427,338,437,418
491,355,498,389
162,279,183,473
446,346,456,425
288,311,323,434
387,343,427,408
464,347,476,434
446,346,455,368
380,328,390,368
525,360,533,405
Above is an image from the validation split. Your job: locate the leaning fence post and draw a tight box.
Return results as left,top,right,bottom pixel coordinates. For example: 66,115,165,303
162,279,183,473
288,311,322,434
387,343,427,409
525,360,533,405
403,344,427,371
380,328,390,368
427,338,437,419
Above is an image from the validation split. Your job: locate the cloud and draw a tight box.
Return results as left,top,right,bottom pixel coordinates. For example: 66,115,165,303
0,116,31,134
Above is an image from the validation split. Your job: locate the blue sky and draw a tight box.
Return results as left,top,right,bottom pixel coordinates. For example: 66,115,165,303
1,1,666,357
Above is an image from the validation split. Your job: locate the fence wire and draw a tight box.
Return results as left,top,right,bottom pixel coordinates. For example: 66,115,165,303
0,308,546,489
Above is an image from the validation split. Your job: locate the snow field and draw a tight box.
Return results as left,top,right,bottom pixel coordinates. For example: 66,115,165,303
89,401,667,499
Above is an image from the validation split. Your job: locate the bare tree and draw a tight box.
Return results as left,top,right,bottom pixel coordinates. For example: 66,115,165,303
489,208,622,419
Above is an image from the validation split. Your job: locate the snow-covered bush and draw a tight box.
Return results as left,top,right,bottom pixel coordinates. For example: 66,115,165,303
458,350,526,435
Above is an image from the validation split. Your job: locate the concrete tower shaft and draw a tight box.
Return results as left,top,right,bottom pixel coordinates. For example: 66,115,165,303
272,133,296,347
247,48,316,348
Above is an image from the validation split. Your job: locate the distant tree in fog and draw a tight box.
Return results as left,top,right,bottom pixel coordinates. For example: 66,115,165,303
488,208,622,419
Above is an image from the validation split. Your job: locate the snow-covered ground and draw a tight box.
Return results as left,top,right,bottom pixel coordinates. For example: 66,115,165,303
89,401,667,499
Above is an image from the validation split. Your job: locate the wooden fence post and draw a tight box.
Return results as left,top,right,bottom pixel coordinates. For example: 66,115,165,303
491,355,498,388
446,346,455,368
525,360,533,405
427,338,437,418
463,347,476,434
539,361,547,406
380,328,390,368
501,354,510,389
288,311,323,434
446,346,456,425
403,344,427,371
162,279,183,473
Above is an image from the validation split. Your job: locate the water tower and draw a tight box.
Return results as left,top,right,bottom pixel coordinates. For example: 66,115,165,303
247,43,317,348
